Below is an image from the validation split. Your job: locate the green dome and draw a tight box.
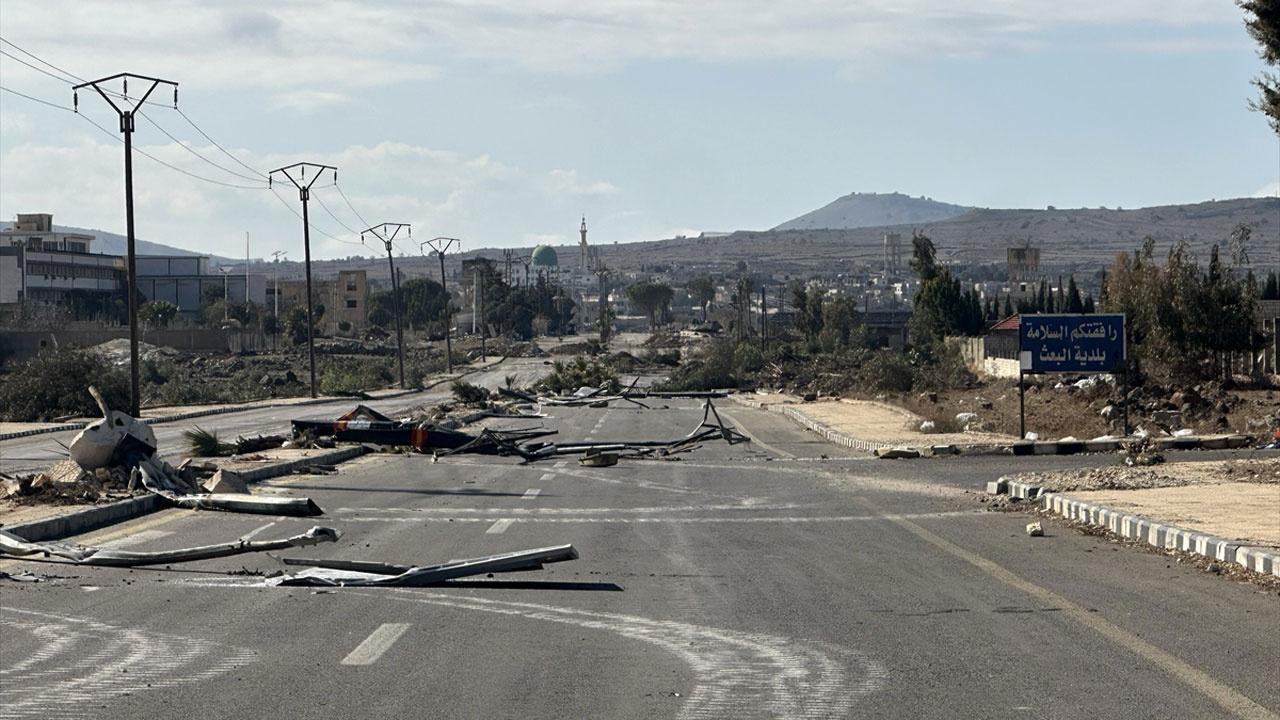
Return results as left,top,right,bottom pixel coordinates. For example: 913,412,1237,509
531,245,559,266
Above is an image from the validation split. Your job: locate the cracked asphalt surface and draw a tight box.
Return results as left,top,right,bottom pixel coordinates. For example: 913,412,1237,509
1,390,1277,719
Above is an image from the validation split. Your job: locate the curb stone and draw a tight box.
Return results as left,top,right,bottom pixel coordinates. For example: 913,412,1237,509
1,445,370,543
987,479,1280,578
725,393,893,454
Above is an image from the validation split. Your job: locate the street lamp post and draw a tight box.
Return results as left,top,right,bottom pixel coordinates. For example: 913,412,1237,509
219,267,230,322
421,237,459,373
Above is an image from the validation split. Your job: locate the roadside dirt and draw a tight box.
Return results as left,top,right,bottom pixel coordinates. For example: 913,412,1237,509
1003,458,1280,548
785,397,1016,448
890,378,1280,442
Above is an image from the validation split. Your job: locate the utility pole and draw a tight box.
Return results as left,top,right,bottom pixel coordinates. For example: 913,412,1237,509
73,72,178,417
422,237,460,373
269,162,336,398
362,223,411,388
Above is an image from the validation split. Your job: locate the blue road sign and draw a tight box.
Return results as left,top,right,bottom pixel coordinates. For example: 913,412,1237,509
1020,314,1125,374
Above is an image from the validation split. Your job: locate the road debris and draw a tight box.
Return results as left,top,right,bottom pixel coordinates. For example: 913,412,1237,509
67,386,157,470
0,525,339,567
1026,522,1045,537
269,543,578,587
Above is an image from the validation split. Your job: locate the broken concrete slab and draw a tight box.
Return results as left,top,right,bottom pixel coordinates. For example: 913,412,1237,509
206,469,249,494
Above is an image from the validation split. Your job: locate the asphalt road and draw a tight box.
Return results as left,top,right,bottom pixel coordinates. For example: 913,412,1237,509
0,356,553,475
1,399,1277,719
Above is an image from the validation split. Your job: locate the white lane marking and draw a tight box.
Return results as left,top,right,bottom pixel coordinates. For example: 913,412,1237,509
522,488,541,500
553,461,568,469
97,529,172,549
0,608,256,719
339,510,983,525
369,591,885,720
340,623,412,666
238,522,276,542
539,473,556,482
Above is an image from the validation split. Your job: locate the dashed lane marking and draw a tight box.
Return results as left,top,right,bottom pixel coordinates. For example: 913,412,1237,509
337,510,983,525
238,522,276,542
539,473,556,482
341,623,412,666
854,496,1279,720
522,488,541,500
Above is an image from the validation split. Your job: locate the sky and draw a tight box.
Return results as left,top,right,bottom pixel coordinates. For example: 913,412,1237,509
0,1,1277,262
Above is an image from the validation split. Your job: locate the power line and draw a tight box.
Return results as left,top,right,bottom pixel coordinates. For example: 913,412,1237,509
0,83,70,111
3,39,268,186
0,48,78,84
0,36,86,82
312,191,362,235
270,186,363,246
335,183,372,229
137,110,267,184
1,84,266,190
172,106,267,178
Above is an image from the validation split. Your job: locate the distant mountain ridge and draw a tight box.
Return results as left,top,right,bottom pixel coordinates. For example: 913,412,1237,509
773,191,974,230
0,221,234,264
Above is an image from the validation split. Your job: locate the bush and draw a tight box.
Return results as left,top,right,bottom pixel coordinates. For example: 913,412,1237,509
451,380,490,406
542,356,621,394
0,346,129,421
320,358,393,394
734,343,765,373
858,351,915,393
655,339,737,391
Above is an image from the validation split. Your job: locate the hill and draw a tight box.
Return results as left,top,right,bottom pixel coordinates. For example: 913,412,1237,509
772,192,973,230
554,197,1280,278
0,221,234,263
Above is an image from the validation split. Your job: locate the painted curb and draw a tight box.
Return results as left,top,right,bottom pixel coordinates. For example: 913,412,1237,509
987,480,1280,577
1,445,370,543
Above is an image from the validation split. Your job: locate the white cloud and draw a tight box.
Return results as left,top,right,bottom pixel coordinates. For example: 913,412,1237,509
1253,182,1279,198
269,90,354,113
0,123,623,259
545,169,620,197
0,0,1238,98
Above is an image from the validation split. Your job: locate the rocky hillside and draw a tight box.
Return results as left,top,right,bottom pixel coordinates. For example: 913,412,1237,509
772,191,974,231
